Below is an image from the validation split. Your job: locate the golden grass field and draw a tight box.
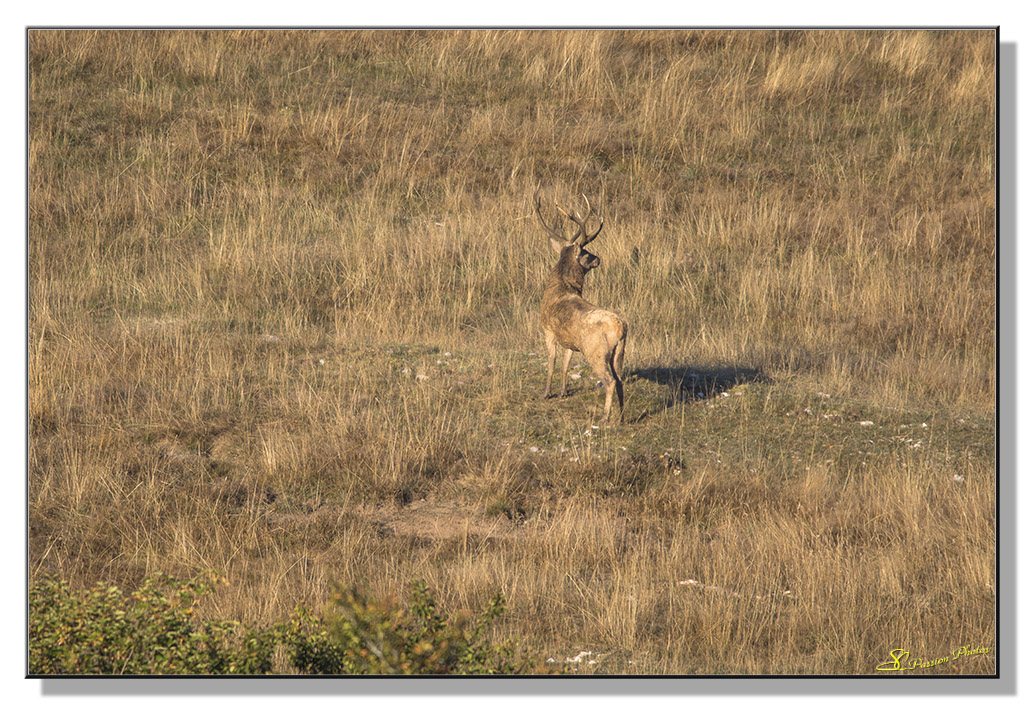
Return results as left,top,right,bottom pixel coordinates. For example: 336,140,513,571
28,29,996,674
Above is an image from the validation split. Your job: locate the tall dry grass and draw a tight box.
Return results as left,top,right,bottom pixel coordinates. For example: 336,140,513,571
29,29,995,674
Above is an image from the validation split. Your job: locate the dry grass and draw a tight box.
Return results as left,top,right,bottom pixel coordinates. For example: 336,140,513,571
28,29,995,674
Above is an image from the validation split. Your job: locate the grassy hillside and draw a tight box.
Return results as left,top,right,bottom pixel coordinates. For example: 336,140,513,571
28,29,996,674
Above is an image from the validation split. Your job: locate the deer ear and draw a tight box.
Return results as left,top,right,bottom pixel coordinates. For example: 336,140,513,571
549,236,568,256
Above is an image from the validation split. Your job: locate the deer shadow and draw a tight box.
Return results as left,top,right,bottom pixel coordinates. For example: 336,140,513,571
627,364,767,418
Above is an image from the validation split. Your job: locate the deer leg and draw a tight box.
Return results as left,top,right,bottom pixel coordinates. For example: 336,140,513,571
599,367,617,424
603,349,623,424
559,348,573,397
543,329,557,399
609,359,624,421
583,337,617,424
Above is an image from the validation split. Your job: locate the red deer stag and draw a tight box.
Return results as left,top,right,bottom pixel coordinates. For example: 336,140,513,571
534,188,627,423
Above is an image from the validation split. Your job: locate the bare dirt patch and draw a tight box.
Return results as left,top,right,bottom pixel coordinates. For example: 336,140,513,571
358,498,516,542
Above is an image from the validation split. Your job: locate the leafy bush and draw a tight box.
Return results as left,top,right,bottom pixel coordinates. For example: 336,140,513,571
29,574,277,674
30,574,550,675
283,580,543,674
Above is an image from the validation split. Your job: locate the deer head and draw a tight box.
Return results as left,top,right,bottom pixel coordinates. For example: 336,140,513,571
533,188,605,274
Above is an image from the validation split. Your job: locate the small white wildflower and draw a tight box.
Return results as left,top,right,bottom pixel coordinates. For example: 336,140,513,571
546,658,556,664
860,420,874,426
720,391,730,397
921,422,928,428
570,373,581,380
953,474,965,484
591,425,599,430
318,358,325,365
804,407,813,414
583,430,591,437
529,446,539,453
444,351,451,357
415,374,429,381
956,418,966,424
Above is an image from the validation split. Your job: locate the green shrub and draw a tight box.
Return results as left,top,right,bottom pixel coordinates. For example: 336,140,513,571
282,580,548,674
30,574,551,675
29,574,277,674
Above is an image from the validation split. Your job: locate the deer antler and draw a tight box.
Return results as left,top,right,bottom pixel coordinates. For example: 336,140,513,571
534,188,571,242
563,193,604,246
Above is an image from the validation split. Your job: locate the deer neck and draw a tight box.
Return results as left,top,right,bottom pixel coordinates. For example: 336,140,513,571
545,262,585,301
551,248,587,295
